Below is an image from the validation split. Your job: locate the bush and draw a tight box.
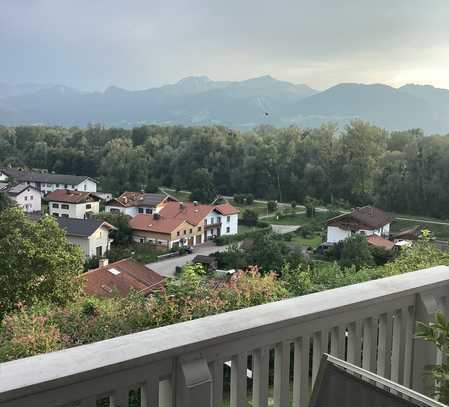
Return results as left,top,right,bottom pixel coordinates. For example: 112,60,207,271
214,225,272,246
291,200,297,209
241,209,258,226
267,200,277,213
233,194,245,204
245,194,255,205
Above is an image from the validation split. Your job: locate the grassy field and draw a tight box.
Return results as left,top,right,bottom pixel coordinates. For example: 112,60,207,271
264,212,332,226
291,234,323,248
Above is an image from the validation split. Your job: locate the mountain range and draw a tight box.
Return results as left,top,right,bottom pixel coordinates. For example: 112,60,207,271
1,75,449,133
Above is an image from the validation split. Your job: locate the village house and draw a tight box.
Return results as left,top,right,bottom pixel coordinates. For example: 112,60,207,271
82,258,164,298
46,189,100,219
0,167,97,196
56,217,116,258
105,191,177,217
326,206,393,243
128,201,240,249
0,182,41,212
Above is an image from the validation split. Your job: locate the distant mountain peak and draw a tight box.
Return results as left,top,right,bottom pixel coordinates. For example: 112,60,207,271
176,75,212,84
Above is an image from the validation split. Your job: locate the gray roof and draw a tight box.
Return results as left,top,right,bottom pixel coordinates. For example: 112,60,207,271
56,218,113,237
0,182,8,191
0,168,95,186
2,182,38,196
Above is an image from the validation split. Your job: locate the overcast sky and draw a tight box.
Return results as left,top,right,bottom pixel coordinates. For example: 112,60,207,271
1,0,449,91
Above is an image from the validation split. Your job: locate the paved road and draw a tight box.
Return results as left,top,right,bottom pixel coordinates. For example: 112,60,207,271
395,217,449,226
147,242,229,277
271,224,300,234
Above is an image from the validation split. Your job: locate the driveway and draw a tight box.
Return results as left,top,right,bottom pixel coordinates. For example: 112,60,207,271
271,224,300,234
146,242,229,277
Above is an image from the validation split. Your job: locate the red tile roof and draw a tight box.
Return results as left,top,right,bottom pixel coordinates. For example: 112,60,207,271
129,213,188,234
82,258,164,298
159,201,214,226
46,189,98,204
366,235,394,250
214,202,240,216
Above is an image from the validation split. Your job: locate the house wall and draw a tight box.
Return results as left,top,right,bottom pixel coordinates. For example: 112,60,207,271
76,179,97,193
131,230,171,248
105,205,139,217
66,236,91,257
87,226,111,257
327,223,391,243
170,221,202,248
49,201,100,219
220,213,238,236
0,171,7,181
11,188,41,213
327,226,352,243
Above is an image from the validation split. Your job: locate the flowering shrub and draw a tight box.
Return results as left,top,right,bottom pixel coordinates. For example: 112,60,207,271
0,268,288,362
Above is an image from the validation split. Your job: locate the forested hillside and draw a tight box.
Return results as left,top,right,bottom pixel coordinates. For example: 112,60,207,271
1,121,449,217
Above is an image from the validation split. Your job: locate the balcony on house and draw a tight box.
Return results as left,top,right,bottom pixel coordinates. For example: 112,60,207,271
1,266,448,407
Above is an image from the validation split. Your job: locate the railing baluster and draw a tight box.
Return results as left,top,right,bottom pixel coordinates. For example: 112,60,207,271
274,341,290,407
391,309,405,385
252,347,269,407
347,321,362,366
330,326,345,359
362,316,377,372
141,377,159,407
210,360,224,407
159,379,172,407
230,353,247,407
377,312,393,379
403,305,415,388
292,336,310,407
312,330,327,385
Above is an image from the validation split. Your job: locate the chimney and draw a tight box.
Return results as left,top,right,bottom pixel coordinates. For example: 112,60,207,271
99,258,109,268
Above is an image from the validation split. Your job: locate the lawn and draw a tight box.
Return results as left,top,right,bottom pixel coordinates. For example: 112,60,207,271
237,224,267,235
291,234,323,248
229,199,272,217
264,212,333,226
158,187,191,202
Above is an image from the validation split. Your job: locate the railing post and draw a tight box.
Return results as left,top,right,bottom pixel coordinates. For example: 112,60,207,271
177,357,212,407
411,293,439,394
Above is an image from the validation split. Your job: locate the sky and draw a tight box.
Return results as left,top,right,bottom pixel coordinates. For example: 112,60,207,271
1,0,449,91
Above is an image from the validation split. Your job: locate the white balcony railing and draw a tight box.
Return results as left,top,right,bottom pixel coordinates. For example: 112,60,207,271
1,266,449,407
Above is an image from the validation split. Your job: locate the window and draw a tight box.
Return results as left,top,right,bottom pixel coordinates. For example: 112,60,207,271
227,216,230,222
177,231,180,236
198,226,202,232
64,184,68,189
84,184,87,191
52,213,59,217
61,214,69,218
189,228,193,233
210,217,214,224
145,208,152,214
110,208,120,213
96,246,103,257
226,226,230,233
30,195,33,200
204,219,207,225
184,230,187,235
52,203,59,208
86,204,91,209
138,208,144,214
24,196,28,201
140,238,144,244
61,204,69,210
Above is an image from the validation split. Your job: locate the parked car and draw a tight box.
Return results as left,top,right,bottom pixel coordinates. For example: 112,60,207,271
314,242,335,255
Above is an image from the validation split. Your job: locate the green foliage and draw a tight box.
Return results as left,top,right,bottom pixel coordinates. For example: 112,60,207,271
189,168,216,203
2,122,449,218
94,212,132,245
241,209,258,226
0,192,13,213
214,225,272,246
267,200,277,213
327,235,375,270
0,269,288,362
416,312,449,403
0,208,84,317
245,193,255,205
233,193,245,204
291,200,297,209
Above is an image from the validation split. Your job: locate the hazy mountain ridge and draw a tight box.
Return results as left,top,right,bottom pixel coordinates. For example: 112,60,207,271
0,77,448,132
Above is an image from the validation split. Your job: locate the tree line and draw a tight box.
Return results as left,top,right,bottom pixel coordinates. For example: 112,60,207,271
1,121,449,217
